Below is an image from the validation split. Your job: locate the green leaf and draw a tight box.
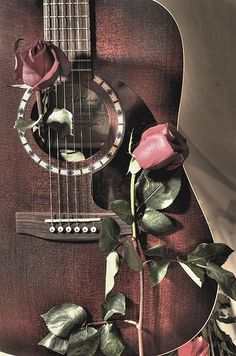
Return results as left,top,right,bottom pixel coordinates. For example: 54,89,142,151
178,260,205,287
38,332,69,355
119,239,143,272
145,244,167,258
221,340,236,354
138,209,175,235
206,263,236,300
47,108,73,138
148,259,170,287
99,324,125,356
67,327,99,356
136,171,182,210
41,304,87,338
14,115,42,132
187,243,234,267
110,200,133,225
105,252,120,296
102,292,126,321
217,316,236,324
99,217,120,253
60,149,85,162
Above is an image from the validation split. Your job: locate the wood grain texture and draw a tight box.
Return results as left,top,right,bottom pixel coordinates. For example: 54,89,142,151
0,0,216,355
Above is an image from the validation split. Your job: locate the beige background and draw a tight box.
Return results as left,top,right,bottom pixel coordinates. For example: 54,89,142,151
156,0,236,340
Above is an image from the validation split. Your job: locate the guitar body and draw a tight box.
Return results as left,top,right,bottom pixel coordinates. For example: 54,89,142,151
0,0,217,355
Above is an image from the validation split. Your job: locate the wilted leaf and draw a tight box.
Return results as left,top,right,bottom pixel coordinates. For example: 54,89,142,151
206,263,236,300
99,217,120,253
100,324,125,356
110,200,133,225
14,115,42,132
119,239,143,272
102,292,126,321
60,149,85,162
145,244,167,258
128,157,141,175
14,38,24,52
67,327,99,356
148,259,170,287
105,252,120,296
136,171,182,210
138,209,175,236
11,83,31,89
47,108,73,138
187,243,234,267
41,304,87,338
38,332,68,355
178,260,205,288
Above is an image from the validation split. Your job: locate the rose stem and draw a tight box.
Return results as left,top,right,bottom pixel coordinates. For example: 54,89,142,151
130,173,145,356
208,323,215,356
35,90,43,118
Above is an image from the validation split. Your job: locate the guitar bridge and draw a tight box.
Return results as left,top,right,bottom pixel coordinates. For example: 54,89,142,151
16,212,131,242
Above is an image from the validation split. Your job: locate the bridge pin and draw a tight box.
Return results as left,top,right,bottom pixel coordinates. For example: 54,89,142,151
90,226,97,233
66,226,72,233
82,226,89,233
74,226,81,233
57,225,64,233
49,226,56,233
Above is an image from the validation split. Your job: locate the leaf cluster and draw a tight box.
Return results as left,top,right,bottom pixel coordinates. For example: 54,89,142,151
39,292,127,355
135,170,182,236
201,292,236,355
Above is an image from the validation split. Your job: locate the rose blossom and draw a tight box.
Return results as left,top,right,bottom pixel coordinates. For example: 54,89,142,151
15,40,71,90
133,123,189,170
178,336,210,356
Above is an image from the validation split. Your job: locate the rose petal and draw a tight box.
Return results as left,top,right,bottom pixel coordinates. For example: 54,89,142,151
49,42,71,77
134,133,174,169
141,123,167,140
178,337,209,356
13,39,71,90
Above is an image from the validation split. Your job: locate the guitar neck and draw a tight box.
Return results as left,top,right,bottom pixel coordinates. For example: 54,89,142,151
43,0,92,67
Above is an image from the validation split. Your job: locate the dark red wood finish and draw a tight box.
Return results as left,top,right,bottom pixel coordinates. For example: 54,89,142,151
0,1,216,355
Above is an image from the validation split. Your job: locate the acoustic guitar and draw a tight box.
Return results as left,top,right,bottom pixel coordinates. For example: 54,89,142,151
0,0,216,355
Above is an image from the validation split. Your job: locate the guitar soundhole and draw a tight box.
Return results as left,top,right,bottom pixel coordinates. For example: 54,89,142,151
17,76,125,175
32,83,110,162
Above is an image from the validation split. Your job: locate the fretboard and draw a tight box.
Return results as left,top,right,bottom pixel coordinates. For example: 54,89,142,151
43,0,91,66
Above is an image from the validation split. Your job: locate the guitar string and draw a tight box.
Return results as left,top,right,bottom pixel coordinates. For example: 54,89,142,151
60,0,71,228
54,0,62,227
77,0,86,227
69,0,79,227
85,0,94,221
46,0,54,227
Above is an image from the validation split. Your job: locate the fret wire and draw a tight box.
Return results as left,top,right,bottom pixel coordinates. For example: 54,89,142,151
45,27,90,30
43,0,92,62
44,15,89,18
43,1,88,6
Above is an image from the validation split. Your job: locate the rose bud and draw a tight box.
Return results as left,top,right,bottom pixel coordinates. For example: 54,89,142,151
178,336,210,356
15,40,71,90
133,123,189,171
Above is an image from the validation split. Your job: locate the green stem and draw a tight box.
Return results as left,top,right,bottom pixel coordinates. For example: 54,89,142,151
208,323,216,356
130,173,144,356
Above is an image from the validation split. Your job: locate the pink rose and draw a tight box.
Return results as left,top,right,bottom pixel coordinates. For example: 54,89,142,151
178,337,210,356
133,123,189,170
15,40,71,90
